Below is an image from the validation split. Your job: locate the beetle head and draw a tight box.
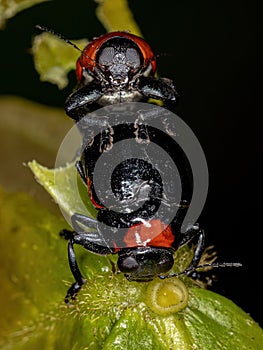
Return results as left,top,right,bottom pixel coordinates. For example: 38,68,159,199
117,247,174,281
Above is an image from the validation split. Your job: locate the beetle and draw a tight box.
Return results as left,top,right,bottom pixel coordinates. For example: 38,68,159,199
59,118,206,303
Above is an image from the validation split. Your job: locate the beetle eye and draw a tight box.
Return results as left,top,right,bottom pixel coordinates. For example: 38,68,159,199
118,256,139,273
125,48,140,68
156,256,174,274
98,47,115,66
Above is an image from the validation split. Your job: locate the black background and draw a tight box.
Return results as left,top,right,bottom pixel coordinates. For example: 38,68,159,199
0,0,262,326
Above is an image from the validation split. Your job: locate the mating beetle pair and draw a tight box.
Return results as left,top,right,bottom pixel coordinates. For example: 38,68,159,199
36,27,214,303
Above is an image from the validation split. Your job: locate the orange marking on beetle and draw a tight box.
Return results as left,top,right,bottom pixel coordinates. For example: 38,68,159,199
123,219,174,248
87,177,104,209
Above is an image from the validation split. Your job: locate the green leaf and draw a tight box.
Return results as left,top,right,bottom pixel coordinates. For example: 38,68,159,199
185,288,263,349
32,33,88,89
0,0,48,29
95,0,143,35
28,160,97,221
1,187,262,349
0,188,68,348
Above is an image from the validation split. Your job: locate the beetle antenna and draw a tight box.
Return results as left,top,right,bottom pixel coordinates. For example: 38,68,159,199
156,52,171,58
160,261,242,279
35,24,100,68
36,25,84,54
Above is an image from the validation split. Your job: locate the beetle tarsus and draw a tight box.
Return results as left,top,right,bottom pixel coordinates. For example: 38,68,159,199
59,229,74,240
60,230,88,303
65,279,86,304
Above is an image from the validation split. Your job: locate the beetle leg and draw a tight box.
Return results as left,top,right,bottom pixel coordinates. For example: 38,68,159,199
71,213,115,255
179,226,205,277
70,214,109,251
65,237,87,303
71,212,97,229
159,226,205,280
136,76,178,107
186,229,205,272
60,217,114,303
68,105,114,152
98,126,114,152
65,82,103,121
75,160,87,185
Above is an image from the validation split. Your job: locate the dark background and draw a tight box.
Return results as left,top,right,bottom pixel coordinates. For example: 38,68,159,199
0,0,262,326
